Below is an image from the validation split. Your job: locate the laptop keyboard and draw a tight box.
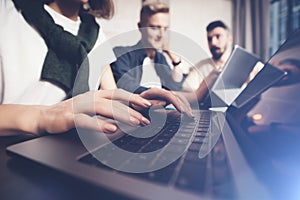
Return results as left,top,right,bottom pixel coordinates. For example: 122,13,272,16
79,110,234,197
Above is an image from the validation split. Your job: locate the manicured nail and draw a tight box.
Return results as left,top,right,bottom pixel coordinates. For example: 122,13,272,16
104,124,117,133
142,99,152,106
141,117,150,125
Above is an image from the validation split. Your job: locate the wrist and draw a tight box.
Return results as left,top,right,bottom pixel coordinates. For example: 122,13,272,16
36,105,48,136
13,105,46,136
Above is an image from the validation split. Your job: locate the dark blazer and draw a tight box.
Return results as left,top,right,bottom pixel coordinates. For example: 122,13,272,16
111,41,183,94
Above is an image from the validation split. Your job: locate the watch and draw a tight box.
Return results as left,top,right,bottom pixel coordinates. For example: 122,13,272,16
172,60,181,66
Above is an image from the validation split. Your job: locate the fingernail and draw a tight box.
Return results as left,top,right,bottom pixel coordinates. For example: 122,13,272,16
181,106,186,112
104,124,117,133
158,101,166,106
188,108,193,117
141,117,150,125
143,99,152,106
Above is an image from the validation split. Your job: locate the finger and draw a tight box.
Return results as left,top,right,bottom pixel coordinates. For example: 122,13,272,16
131,100,166,111
173,92,193,117
166,92,187,113
74,114,118,134
94,99,150,126
97,89,151,108
160,91,193,118
128,94,152,108
112,101,151,126
72,92,151,127
140,88,175,103
141,88,191,116
148,100,167,107
116,89,152,108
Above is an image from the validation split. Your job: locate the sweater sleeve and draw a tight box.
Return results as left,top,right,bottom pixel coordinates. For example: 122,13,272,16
111,47,149,94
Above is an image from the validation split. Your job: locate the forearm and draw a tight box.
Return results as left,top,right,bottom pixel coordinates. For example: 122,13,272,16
164,50,183,82
0,89,156,137
0,104,45,136
172,65,183,82
180,71,219,103
99,65,117,90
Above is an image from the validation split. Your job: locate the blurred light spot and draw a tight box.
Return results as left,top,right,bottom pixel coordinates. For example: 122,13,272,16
252,113,263,122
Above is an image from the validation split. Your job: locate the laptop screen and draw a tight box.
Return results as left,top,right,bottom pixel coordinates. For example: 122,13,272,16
244,29,300,126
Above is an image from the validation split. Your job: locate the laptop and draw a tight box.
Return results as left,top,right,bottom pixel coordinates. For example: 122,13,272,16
6,35,294,199
210,45,265,108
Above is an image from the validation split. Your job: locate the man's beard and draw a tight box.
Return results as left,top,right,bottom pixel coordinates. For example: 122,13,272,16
212,52,222,60
211,46,225,60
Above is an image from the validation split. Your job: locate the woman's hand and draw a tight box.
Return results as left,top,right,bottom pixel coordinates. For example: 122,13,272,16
0,88,193,136
38,89,151,135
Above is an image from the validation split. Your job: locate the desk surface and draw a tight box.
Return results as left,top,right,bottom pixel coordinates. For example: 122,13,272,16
0,135,130,200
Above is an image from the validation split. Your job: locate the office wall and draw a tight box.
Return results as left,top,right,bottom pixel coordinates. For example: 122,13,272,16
98,0,142,46
99,0,233,56
170,0,232,56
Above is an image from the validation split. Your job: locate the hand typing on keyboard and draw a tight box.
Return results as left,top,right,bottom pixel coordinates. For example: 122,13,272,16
139,88,194,118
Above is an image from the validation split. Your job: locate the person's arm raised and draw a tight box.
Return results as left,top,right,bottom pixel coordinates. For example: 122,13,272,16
178,69,220,103
163,50,184,83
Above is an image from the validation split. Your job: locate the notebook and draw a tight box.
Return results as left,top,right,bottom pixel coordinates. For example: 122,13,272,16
6,34,295,199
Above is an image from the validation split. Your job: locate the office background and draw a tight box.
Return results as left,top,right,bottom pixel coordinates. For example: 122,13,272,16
99,0,300,62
